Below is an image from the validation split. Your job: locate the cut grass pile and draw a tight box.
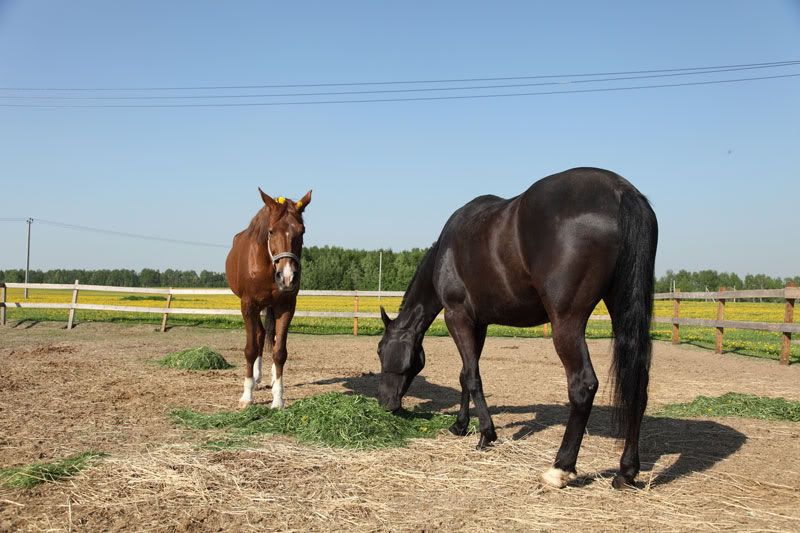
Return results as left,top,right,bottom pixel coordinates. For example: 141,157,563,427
657,392,800,422
0,451,107,489
158,346,233,371
171,392,470,449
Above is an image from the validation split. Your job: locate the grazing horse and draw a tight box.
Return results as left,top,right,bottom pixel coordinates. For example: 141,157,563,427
226,188,312,409
377,168,657,489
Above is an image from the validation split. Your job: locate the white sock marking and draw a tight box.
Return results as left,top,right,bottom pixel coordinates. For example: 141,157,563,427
239,377,254,406
253,355,262,385
271,363,284,409
541,467,577,488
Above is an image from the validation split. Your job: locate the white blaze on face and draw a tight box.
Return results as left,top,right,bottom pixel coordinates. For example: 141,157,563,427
271,363,285,409
281,259,294,286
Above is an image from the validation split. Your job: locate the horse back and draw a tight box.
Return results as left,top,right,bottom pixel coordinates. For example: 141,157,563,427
433,168,640,325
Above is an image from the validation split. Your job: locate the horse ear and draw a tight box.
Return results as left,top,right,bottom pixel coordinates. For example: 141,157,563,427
259,187,277,208
296,190,312,212
380,306,391,327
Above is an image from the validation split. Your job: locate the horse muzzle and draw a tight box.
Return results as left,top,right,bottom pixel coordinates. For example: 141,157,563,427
377,372,405,413
272,252,301,292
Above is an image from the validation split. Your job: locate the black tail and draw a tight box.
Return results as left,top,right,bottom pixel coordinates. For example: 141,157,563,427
609,188,658,439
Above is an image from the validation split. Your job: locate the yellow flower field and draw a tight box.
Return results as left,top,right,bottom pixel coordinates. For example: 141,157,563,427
3,287,796,363
3,288,792,322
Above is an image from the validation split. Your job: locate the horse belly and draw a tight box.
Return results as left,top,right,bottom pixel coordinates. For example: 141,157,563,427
474,284,549,327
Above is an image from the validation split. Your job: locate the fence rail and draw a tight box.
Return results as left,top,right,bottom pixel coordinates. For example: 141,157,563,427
1,282,796,365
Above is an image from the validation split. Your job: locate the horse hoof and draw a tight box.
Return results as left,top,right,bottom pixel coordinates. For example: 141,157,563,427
475,430,497,450
611,474,635,490
238,399,253,410
271,400,285,409
541,467,577,489
449,423,469,437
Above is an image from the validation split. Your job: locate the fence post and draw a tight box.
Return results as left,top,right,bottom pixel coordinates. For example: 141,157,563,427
672,289,681,344
353,291,359,336
67,279,79,330
782,283,795,366
716,287,726,354
542,323,549,338
1,283,6,326
161,289,173,333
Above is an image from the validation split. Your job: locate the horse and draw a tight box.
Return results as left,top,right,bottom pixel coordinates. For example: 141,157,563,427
226,187,312,409
376,167,657,489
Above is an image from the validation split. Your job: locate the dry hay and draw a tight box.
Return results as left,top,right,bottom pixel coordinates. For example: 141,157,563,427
39,429,798,532
1,323,799,531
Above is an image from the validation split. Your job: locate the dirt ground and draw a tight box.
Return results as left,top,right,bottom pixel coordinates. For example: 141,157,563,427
1,321,798,532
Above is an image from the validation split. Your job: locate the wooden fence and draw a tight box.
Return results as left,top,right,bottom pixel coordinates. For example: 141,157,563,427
653,287,799,365
1,282,797,365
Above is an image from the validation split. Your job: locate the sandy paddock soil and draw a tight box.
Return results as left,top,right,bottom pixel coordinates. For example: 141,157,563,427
0,321,799,532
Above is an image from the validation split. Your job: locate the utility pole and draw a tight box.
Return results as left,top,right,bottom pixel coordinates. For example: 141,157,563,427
377,251,383,301
24,218,33,299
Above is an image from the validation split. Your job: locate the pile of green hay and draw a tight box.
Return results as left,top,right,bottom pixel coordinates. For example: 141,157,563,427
657,392,800,422
0,452,107,489
158,346,234,371
171,392,471,449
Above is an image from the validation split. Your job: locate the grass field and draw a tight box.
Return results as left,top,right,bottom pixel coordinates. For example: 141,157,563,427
3,288,797,363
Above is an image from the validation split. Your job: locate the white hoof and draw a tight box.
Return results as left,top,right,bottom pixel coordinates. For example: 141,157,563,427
238,399,253,410
271,399,285,409
541,467,577,488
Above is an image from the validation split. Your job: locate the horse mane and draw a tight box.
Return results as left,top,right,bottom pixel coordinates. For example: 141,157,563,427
398,242,439,313
247,208,271,244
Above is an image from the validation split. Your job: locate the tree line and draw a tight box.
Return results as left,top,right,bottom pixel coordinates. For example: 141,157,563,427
654,269,799,293
0,246,429,290
1,245,797,292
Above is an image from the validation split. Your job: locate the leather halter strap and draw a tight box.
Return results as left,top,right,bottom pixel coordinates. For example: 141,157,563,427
271,251,301,268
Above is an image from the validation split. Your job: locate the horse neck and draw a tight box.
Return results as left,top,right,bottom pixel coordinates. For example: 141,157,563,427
395,247,442,340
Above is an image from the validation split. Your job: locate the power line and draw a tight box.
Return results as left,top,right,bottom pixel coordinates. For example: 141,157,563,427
1,63,797,101
0,217,28,222
2,72,798,108
33,218,228,248
1,59,797,91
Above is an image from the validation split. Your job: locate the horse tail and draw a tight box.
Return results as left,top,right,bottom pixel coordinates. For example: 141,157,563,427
609,187,658,439
263,306,276,354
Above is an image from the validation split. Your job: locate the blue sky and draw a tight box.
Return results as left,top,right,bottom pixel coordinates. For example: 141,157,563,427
1,1,798,277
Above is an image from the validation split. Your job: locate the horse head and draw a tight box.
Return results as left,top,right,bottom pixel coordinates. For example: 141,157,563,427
376,306,426,412
257,187,312,293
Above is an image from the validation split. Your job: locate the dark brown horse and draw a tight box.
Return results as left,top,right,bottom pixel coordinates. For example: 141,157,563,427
377,168,657,489
226,188,311,408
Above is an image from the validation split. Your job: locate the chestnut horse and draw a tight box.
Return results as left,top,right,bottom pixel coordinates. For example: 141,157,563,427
377,168,657,489
226,188,311,409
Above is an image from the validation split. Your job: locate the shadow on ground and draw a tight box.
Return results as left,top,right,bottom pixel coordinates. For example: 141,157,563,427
306,372,747,488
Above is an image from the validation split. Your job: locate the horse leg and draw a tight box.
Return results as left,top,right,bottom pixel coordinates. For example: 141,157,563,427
541,318,598,488
239,301,264,408
252,311,268,388
256,307,275,389
445,311,494,449
270,306,293,409
449,324,487,437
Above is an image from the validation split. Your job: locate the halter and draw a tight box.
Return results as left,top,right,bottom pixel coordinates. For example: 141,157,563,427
267,236,301,271
271,251,301,268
